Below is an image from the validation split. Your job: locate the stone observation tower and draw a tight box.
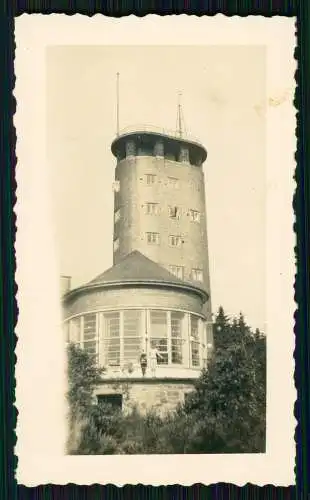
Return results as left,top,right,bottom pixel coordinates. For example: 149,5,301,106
62,99,213,414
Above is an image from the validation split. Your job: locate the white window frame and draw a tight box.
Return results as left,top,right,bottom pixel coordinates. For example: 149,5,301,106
146,232,160,245
167,176,179,189
145,202,159,215
169,265,184,279
168,206,180,219
170,311,184,365
145,174,156,185
189,209,201,223
169,235,182,247
191,268,203,282
66,309,204,371
83,313,99,358
68,314,99,357
123,309,143,366
103,311,121,367
190,315,201,368
149,309,169,365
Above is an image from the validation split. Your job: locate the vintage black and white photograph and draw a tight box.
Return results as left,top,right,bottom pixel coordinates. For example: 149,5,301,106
51,44,267,456
15,15,296,485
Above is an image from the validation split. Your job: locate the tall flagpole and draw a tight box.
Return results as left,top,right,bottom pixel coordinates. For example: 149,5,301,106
116,72,120,136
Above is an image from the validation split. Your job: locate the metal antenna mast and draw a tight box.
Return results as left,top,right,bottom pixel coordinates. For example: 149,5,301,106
116,72,120,136
176,91,188,138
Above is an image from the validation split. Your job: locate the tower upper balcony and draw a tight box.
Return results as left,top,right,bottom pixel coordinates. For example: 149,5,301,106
111,124,207,167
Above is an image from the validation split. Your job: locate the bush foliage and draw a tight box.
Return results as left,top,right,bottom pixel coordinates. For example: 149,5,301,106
66,307,266,454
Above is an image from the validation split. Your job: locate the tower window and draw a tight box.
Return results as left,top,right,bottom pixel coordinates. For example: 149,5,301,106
189,209,200,223
169,235,182,247
146,232,160,245
113,238,120,252
190,181,201,192
168,206,180,219
179,147,189,163
165,152,176,162
112,180,120,193
126,140,136,157
169,265,184,279
154,141,164,157
145,203,159,215
191,268,203,282
145,174,156,185
114,209,121,223
168,177,179,189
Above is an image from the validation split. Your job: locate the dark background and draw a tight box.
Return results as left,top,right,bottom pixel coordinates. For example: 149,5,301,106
1,0,308,499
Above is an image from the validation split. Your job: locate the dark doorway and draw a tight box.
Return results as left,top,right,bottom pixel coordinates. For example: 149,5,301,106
97,394,123,410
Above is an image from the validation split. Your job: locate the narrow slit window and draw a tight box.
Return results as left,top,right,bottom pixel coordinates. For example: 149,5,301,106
114,209,121,223
112,180,120,192
113,238,120,252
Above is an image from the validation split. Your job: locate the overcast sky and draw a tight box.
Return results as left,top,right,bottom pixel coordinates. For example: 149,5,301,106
46,45,266,331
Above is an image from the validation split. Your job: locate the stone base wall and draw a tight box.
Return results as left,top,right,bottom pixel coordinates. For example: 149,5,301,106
94,379,195,416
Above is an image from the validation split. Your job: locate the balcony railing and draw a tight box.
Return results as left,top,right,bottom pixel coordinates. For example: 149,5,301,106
116,124,203,146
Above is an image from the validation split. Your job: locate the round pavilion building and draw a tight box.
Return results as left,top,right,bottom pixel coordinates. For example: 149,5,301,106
62,126,213,415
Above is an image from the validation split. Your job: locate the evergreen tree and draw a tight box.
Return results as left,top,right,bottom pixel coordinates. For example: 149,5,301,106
213,306,231,351
184,308,266,453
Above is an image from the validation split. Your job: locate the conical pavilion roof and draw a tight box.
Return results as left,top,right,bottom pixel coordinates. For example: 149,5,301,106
63,250,208,303
89,250,184,285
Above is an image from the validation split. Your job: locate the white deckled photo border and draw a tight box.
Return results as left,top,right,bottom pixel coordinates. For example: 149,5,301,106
14,15,296,486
